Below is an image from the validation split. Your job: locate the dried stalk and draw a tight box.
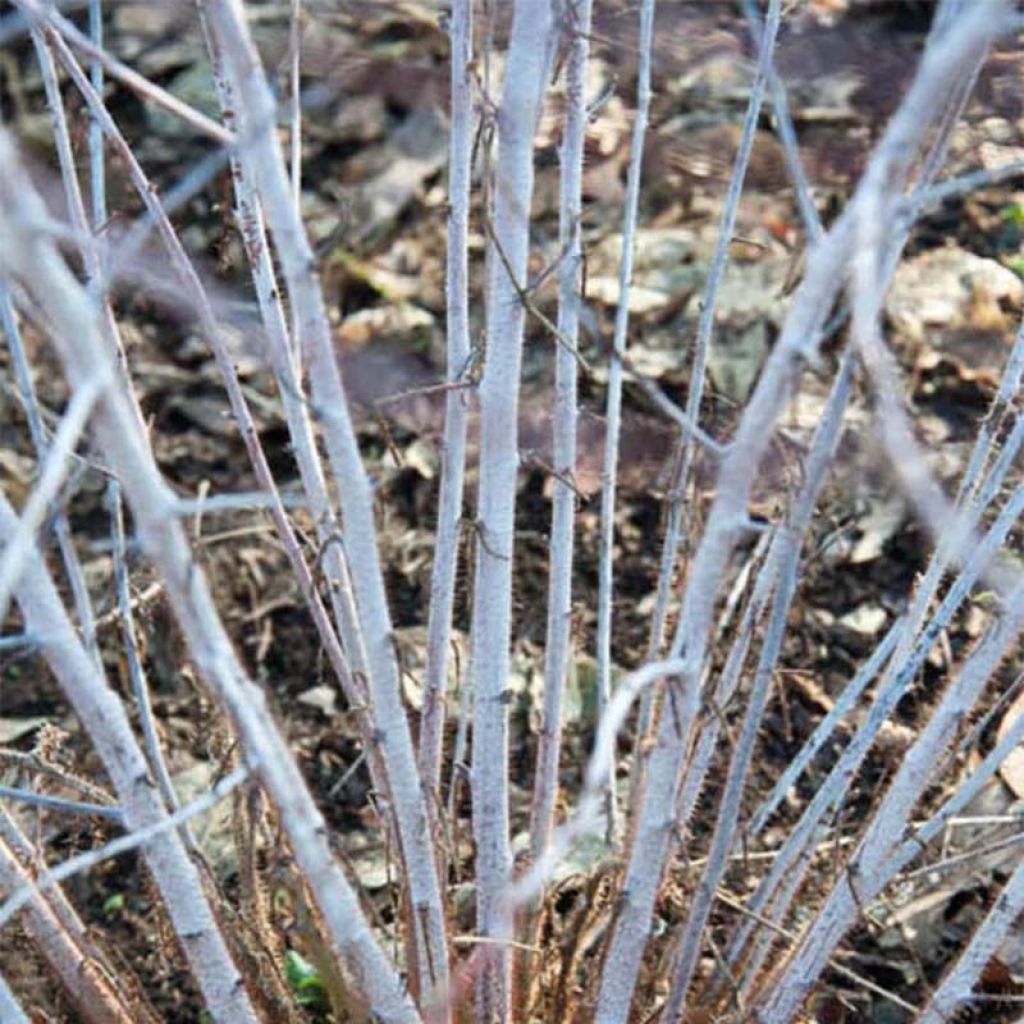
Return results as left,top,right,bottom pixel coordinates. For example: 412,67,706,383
420,0,474,803
467,0,553,1015
0,492,261,1024
17,0,233,144
594,4,1008,1017
0,809,145,1024
0,129,420,1023
0,974,29,1024
530,0,593,864
664,331,852,1018
197,3,448,1006
595,0,654,843
0,766,249,931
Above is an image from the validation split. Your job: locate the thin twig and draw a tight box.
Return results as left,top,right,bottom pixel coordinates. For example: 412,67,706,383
0,786,124,823
594,0,656,850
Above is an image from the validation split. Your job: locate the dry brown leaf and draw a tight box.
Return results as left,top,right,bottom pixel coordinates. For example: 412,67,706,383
996,687,1024,799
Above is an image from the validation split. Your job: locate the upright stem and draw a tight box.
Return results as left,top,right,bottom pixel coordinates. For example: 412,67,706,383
628,0,782,820
915,852,1024,1024
87,0,105,231
0,808,150,1024
469,0,553,1016
0,493,261,1024
29,24,143,434
530,0,593,865
755,585,1024,1020
0,975,29,1024
108,481,185,834
2,286,101,668
594,0,655,843
287,0,302,372
664,342,852,1017
420,0,474,805
595,6,1009,1017
194,8,386,796
730,479,1024,1001
47,26,374,775
0,129,420,1024
198,2,448,1006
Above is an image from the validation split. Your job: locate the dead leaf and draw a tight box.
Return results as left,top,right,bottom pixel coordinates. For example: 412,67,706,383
996,688,1024,799
0,715,50,744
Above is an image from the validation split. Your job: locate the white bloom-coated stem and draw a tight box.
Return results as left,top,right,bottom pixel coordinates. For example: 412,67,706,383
738,22,1015,987
594,0,654,843
755,580,1024,1021
916,855,1024,1024
15,0,232,145
730,477,1024,1000
509,658,687,912
30,28,143,434
594,202,851,1024
0,809,144,1024
915,160,1024,213
198,1,447,1006
664,0,984,850
727,95,1024,1005
529,0,593,864
0,371,105,625
659,0,793,846
846,15,1002,595
0,131,421,1024
595,6,1008,1018
420,0,474,802
630,0,784,814
677,0,781,511
894,680,1024,874
664,331,852,1018
288,0,301,213
194,7,385,796
87,0,104,230
673,533,775,830
0,785,123,822
0,493,261,1024
874,317,1024,668
48,29,378,791
108,481,185,834
737,0,822,242
0,974,29,1024
2,287,100,667
747,21,1018,1019
746,301,1024,1000
49,16,382,901
0,767,249,933
287,0,302,372
468,0,553,1016
746,613,902,837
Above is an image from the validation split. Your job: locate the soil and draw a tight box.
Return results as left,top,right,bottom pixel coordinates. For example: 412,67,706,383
1,1,1024,1022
